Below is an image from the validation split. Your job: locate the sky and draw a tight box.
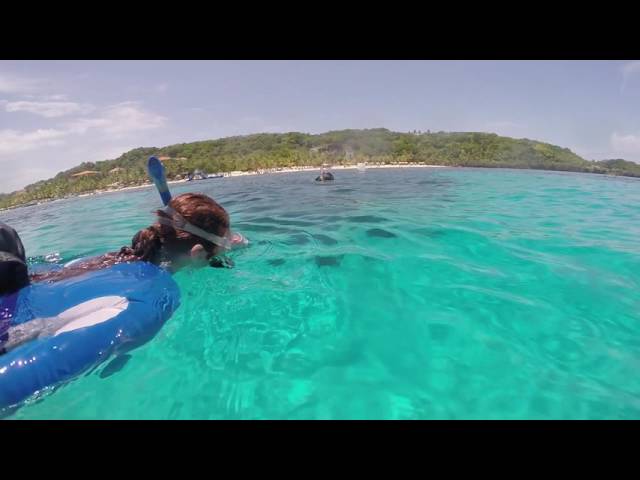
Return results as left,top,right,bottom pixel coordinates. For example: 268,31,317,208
1,60,640,193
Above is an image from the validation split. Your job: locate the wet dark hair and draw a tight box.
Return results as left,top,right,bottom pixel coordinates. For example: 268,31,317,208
118,192,230,264
30,193,230,284
0,222,29,294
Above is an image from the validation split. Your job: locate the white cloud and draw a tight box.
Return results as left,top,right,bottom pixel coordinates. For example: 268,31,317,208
5,100,95,118
622,61,640,76
154,83,169,93
22,93,70,101
0,101,167,159
0,128,68,156
67,101,167,137
43,94,69,101
620,61,640,92
0,73,43,94
611,132,640,157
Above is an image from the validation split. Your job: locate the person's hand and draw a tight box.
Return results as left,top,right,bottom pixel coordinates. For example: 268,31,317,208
189,244,210,266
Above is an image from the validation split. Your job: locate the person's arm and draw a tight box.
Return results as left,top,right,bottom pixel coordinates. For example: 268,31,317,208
30,253,119,284
1,296,128,354
1,317,50,353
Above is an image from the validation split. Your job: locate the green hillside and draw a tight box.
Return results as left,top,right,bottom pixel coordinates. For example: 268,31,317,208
1,129,638,209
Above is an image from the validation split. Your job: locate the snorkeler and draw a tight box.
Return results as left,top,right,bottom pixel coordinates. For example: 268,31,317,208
32,157,247,283
2,193,239,354
0,221,29,295
2,193,233,355
315,164,334,182
1,221,31,354
7,156,247,287
30,192,244,284
2,194,233,352
1,158,245,356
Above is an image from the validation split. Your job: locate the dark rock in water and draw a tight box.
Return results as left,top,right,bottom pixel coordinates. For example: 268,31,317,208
315,172,335,182
414,227,447,238
315,255,343,267
346,215,388,224
312,233,339,246
99,354,132,379
268,258,286,266
285,233,311,246
367,228,397,238
428,323,453,341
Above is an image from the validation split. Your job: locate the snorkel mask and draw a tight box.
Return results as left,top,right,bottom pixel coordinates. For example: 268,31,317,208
156,206,243,252
147,156,248,257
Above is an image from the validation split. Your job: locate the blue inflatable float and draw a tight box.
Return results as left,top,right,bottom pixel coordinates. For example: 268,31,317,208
0,262,180,410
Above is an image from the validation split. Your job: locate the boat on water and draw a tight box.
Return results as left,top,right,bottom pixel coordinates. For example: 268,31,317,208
315,164,335,182
187,170,224,181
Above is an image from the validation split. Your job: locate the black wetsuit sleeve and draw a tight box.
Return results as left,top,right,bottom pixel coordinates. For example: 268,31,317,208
0,222,29,295
209,256,235,269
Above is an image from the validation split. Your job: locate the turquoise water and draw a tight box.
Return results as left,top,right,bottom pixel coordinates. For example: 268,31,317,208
2,167,640,419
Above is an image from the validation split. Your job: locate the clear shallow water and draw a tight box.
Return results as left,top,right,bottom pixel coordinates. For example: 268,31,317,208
2,167,640,419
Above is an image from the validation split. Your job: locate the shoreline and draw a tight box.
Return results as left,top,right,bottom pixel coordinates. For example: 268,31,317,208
218,163,449,178
4,163,633,212
0,164,447,211
75,178,190,198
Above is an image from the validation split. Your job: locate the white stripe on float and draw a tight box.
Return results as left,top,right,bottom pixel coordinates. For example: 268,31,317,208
54,296,129,335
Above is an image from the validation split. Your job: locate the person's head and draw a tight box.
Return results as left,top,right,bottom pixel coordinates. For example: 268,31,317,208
122,193,231,269
0,222,29,294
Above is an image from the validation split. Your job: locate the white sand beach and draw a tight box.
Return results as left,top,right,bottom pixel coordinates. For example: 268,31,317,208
1,164,449,211
221,163,448,178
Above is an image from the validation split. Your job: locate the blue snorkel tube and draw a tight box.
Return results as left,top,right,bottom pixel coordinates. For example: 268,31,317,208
146,156,249,253
147,156,172,206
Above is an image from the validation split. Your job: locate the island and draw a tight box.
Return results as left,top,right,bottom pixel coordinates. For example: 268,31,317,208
1,128,639,210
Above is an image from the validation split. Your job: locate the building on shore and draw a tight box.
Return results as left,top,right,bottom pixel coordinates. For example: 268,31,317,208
71,170,100,177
